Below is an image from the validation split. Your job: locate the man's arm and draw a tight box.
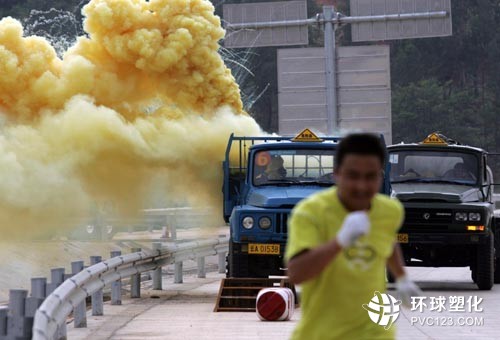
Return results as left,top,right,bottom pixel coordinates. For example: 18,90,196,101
287,239,343,285
386,243,406,278
387,243,423,307
287,211,370,285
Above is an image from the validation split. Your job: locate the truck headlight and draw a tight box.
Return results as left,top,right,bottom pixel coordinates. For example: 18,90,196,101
242,216,254,229
259,217,272,230
468,213,481,222
105,225,113,234
455,212,468,222
86,225,95,234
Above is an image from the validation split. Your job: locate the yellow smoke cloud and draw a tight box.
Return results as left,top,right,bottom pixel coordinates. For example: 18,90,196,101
0,0,263,238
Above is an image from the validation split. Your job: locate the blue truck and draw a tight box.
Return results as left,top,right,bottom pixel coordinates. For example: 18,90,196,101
222,129,392,278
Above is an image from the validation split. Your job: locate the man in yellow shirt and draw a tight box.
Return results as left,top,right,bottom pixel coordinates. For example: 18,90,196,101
285,133,421,340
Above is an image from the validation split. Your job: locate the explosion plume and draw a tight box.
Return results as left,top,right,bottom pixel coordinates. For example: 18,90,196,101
0,0,263,238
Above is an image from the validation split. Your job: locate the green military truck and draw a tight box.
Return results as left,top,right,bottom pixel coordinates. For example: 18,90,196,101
388,133,499,290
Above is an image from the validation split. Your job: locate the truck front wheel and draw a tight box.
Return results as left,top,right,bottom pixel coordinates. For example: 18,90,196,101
386,268,395,283
493,229,500,283
227,239,249,278
475,232,494,290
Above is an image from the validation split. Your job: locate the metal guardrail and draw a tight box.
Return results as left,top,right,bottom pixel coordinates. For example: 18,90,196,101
15,238,229,340
142,207,213,216
62,207,216,241
66,207,216,241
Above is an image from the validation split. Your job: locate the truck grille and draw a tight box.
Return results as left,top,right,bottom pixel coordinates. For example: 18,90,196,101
402,225,449,232
404,208,453,225
276,213,289,234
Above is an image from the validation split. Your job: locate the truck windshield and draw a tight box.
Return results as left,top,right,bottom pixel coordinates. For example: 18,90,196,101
389,150,479,185
253,149,335,186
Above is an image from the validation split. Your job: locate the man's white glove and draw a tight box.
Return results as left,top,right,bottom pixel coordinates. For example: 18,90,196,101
395,275,423,308
336,211,370,248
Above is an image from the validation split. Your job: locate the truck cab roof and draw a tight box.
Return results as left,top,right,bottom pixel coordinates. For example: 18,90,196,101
388,132,487,154
388,143,486,155
249,140,339,151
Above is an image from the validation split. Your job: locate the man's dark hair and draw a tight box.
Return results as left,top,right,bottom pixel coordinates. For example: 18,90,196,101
335,133,386,169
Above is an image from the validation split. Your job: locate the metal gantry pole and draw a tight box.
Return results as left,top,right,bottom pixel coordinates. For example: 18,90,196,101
224,11,448,30
224,7,449,136
323,6,338,135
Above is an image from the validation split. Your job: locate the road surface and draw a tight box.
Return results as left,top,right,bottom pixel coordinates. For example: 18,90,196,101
67,266,500,340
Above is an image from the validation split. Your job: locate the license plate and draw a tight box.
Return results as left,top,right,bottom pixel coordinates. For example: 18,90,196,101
248,243,280,255
397,233,409,243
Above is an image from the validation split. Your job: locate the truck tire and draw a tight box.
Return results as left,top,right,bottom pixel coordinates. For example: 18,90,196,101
471,268,477,283
475,232,494,290
227,239,247,278
386,269,395,283
494,229,500,283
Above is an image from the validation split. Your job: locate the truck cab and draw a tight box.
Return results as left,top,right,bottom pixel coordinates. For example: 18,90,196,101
388,132,499,290
223,129,391,278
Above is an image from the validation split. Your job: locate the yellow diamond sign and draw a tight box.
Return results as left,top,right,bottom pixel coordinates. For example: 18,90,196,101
292,128,323,142
422,132,448,145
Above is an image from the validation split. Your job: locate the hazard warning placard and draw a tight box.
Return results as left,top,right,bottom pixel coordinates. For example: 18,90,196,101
422,132,448,145
292,128,323,142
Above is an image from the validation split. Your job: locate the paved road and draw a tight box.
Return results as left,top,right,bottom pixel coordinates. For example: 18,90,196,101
67,266,500,340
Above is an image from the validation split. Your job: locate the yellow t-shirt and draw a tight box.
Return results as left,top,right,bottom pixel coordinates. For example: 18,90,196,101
285,187,404,340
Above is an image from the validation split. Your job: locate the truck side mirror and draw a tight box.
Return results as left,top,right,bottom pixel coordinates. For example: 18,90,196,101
483,155,487,182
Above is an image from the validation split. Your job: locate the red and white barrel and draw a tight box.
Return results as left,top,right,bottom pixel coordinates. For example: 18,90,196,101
256,288,295,321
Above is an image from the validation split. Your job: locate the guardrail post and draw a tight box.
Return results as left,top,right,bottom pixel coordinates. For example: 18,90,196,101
218,252,226,274
26,278,46,338
166,214,177,240
0,306,7,337
48,268,67,340
110,251,122,305
171,223,177,240
8,289,29,339
152,243,162,290
131,248,141,298
197,257,206,278
174,261,183,284
71,261,87,327
90,256,104,316
31,277,47,299
25,297,42,339
47,268,65,294
51,267,65,282
161,226,168,239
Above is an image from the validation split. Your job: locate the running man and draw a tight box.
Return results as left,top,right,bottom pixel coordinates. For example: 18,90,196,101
285,133,421,340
